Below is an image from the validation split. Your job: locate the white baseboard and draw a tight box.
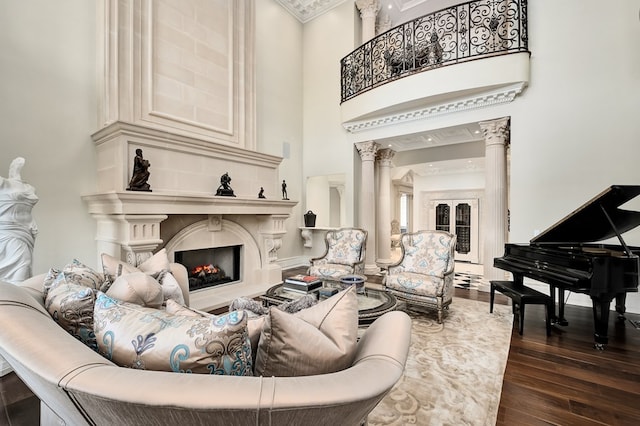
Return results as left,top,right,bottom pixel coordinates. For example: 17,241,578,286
0,355,12,377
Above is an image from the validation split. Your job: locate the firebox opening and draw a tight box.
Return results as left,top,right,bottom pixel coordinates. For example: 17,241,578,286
174,245,241,291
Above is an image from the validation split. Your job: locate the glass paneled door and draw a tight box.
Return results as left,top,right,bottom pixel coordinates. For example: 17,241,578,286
433,199,478,263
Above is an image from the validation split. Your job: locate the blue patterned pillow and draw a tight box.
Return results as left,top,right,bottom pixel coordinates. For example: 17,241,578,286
93,293,253,375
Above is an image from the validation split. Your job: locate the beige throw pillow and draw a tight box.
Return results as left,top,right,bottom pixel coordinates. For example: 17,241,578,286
106,272,164,308
254,286,358,377
101,249,185,305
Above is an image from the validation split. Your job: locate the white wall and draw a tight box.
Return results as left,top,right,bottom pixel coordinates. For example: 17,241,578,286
302,1,358,226
254,0,305,263
0,0,98,273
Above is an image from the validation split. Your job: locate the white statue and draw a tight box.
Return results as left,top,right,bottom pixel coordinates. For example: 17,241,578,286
0,157,38,284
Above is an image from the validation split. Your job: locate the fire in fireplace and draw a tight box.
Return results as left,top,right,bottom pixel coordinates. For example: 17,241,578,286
174,245,241,291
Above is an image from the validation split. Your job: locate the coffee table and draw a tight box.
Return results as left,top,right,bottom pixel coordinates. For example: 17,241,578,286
261,281,397,326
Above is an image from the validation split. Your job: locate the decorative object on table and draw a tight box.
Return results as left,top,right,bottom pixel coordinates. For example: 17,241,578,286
318,287,339,300
126,148,152,191
308,228,368,279
258,187,265,198
281,179,289,200
0,157,38,284
304,210,316,227
384,230,456,324
283,274,323,293
277,294,318,313
339,274,366,293
229,294,316,315
215,172,235,196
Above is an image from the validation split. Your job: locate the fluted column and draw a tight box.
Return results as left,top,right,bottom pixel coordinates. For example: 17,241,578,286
376,148,395,265
356,141,379,274
480,117,510,280
355,0,380,43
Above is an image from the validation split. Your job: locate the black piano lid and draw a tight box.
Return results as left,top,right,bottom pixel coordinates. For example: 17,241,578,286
531,185,640,246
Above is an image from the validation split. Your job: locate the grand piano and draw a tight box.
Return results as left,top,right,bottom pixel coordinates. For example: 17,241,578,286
494,185,640,349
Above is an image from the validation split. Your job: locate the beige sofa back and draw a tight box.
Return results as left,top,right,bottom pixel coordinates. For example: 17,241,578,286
0,278,411,425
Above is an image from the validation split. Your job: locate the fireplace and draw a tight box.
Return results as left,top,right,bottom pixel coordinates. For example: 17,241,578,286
83,1,297,312
175,245,241,291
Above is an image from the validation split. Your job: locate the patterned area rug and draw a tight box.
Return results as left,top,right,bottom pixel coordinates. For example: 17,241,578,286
368,297,513,426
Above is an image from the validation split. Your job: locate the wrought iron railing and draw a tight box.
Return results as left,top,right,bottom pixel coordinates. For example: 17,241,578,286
340,0,528,103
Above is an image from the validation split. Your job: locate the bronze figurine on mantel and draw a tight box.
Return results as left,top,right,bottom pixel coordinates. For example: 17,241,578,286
127,149,152,192
215,172,235,197
258,187,266,198
282,180,289,200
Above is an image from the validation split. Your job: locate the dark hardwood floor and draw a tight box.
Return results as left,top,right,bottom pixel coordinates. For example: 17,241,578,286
2,267,639,425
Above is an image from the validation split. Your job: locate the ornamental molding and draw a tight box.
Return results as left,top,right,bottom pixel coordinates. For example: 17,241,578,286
274,0,349,23
342,82,525,133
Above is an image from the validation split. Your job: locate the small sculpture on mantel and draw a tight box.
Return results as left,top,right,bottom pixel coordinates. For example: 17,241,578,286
258,187,266,198
127,148,152,192
215,172,235,197
282,180,289,200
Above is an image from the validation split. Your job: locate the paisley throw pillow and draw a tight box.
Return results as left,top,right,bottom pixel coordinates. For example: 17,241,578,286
94,292,253,375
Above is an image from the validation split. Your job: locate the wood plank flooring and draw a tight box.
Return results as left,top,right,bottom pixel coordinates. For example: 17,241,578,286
2,267,639,425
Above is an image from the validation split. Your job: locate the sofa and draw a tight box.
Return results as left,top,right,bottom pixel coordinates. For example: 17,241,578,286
0,262,412,426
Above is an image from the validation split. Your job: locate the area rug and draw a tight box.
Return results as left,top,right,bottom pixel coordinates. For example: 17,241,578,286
368,297,513,426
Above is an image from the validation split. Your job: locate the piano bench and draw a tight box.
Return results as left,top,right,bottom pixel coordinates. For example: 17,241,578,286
490,280,552,336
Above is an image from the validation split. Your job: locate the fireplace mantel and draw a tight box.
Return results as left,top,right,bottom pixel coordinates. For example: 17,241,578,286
82,190,297,266
83,191,297,216
83,191,297,311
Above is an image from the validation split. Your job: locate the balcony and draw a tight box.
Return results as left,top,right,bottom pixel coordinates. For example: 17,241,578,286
341,0,529,133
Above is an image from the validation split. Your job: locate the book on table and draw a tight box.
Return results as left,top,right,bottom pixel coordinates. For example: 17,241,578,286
284,274,323,293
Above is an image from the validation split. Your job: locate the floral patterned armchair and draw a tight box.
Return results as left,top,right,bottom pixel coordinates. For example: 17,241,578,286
383,230,456,323
308,228,368,279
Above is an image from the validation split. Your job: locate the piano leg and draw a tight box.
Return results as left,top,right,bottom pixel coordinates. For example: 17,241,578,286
615,292,627,320
550,286,569,326
591,295,613,350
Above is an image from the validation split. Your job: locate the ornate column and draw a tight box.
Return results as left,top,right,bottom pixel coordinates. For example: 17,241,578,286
376,148,395,265
356,141,379,274
355,0,380,43
479,117,510,280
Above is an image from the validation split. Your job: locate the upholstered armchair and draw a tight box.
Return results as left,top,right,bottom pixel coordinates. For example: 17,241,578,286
383,230,456,323
308,228,368,279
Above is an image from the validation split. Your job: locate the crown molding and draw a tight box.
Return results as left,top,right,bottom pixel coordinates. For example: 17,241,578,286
274,0,349,23
342,82,526,133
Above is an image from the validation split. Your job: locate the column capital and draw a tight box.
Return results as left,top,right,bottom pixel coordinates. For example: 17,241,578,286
355,0,380,18
377,147,395,166
355,141,379,161
479,117,510,147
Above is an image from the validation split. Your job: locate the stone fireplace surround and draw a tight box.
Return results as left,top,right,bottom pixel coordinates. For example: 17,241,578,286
83,122,297,312
82,1,298,311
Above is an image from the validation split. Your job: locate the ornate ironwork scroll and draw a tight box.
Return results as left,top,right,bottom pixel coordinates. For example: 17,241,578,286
341,0,528,102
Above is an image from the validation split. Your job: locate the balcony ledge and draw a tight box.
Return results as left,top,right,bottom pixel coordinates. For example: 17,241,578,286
341,52,530,133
